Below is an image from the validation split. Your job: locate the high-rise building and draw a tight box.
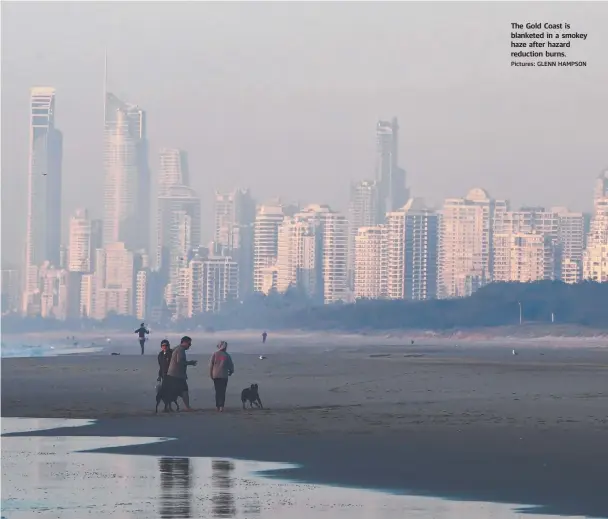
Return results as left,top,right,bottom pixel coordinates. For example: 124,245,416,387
494,233,555,283
214,189,256,249
493,207,559,282
253,201,286,293
385,198,439,301
103,92,150,252
276,209,325,299
201,255,239,313
156,185,202,281
593,169,608,204
1,269,21,314
68,209,99,272
23,87,63,314
583,170,608,282
320,211,349,304
214,189,256,299
438,188,506,298
94,242,135,318
354,226,387,300
553,207,585,283
135,270,148,320
348,180,381,287
159,149,189,195
376,118,407,216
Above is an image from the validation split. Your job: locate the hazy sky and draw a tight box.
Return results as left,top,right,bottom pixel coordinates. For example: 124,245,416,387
2,1,607,266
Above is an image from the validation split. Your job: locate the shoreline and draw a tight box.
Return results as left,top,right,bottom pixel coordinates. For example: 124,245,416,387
3,342,608,517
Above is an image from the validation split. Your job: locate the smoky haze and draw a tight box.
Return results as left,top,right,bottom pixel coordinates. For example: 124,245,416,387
2,1,607,267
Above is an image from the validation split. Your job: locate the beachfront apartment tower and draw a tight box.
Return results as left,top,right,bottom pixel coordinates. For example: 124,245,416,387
22,87,63,315
438,188,506,299
320,211,349,304
253,201,286,293
385,199,439,301
103,93,150,252
348,180,382,288
354,225,387,300
275,206,331,300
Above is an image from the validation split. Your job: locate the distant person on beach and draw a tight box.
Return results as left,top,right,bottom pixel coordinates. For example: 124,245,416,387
165,336,197,411
157,340,172,383
134,323,150,355
209,341,234,412
262,331,267,344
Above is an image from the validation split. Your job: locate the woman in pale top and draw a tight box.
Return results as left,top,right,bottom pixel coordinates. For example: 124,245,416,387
209,341,234,412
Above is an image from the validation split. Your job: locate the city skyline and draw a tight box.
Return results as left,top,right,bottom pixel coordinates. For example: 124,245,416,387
3,2,608,267
3,77,607,321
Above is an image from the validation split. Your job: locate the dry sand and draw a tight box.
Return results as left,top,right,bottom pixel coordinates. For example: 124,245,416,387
2,334,608,517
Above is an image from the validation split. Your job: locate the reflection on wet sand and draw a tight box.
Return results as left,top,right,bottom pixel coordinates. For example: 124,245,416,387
158,457,192,518
212,459,236,518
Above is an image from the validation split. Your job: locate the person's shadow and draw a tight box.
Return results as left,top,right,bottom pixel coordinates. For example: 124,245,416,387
158,457,192,518
211,459,237,518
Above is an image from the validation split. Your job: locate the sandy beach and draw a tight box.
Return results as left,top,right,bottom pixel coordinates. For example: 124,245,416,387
2,333,608,517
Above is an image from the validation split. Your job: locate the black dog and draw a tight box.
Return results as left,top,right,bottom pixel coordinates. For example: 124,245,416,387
155,380,180,413
241,384,263,410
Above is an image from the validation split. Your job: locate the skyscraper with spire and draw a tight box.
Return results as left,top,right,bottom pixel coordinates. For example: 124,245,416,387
376,118,408,215
22,87,63,314
102,56,150,252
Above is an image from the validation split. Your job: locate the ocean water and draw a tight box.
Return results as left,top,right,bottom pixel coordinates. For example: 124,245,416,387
0,341,103,358
0,418,586,519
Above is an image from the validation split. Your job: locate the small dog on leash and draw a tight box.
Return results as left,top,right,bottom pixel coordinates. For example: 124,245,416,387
241,384,263,410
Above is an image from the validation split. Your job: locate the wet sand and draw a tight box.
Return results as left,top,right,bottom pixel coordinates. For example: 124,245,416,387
2,337,608,517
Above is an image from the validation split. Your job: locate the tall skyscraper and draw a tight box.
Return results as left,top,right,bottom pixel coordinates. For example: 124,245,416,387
348,180,381,288
103,91,150,251
438,188,505,299
23,87,63,314
376,118,407,216
159,148,189,195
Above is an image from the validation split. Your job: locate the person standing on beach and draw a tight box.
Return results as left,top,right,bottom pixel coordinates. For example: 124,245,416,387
209,341,234,412
262,331,267,344
134,323,149,355
165,336,198,411
157,340,172,383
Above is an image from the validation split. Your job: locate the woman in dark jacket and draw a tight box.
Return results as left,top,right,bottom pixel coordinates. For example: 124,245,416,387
157,340,172,382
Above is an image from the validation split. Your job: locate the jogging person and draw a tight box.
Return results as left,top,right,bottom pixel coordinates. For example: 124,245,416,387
134,323,149,355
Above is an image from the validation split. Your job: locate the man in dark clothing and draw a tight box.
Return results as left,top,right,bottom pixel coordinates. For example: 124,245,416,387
262,331,267,344
157,340,172,382
134,323,149,355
